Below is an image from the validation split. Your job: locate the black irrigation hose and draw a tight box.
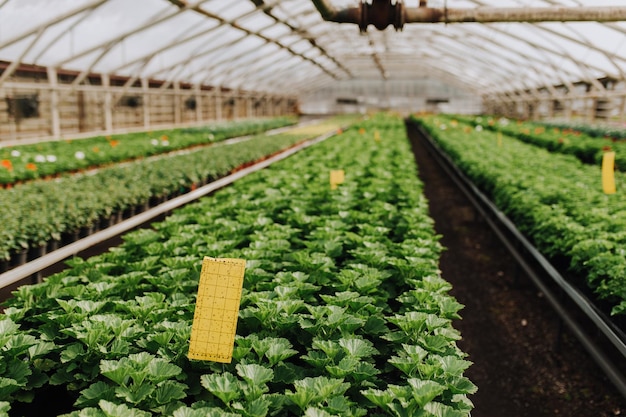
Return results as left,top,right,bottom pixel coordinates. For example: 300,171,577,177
407,120,626,400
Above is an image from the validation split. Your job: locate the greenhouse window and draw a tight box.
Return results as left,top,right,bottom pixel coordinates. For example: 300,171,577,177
5,94,39,119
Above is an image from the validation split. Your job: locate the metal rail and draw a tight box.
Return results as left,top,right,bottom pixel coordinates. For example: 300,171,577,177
311,0,626,31
408,121,626,400
0,129,337,291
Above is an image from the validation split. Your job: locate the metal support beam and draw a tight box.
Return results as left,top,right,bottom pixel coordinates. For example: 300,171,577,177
194,84,203,123
405,7,626,24
215,88,222,122
0,0,106,50
311,0,626,30
311,0,359,24
141,78,150,129
102,74,113,133
47,67,61,138
174,81,182,125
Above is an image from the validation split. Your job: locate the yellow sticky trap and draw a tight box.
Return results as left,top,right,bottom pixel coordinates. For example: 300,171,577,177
330,170,345,190
188,257,246,363
602,151,617,195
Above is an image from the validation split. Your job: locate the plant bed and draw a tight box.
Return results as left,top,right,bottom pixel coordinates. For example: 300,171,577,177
412,115,626,317
0,126,343,270
447,114,626,170
1,114,474,416
407,123,626,416
0,117,297,186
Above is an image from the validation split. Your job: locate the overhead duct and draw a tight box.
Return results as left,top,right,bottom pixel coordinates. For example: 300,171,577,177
311,0,626,31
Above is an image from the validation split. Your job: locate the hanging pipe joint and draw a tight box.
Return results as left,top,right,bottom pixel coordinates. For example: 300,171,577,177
312,0,406,32
360,0,406,32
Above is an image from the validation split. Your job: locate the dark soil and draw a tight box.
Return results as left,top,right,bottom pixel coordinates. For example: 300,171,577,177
406,124,626,417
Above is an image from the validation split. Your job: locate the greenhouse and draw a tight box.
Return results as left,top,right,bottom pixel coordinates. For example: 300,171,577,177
1,1,626,416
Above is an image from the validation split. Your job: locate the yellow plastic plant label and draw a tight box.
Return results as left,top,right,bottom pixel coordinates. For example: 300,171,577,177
497,132,503,148
602,151,617,195
330,170,345,190
188,257,246,363
374,130,381,142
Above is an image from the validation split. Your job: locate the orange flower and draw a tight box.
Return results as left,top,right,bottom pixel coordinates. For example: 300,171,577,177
161,135,169,141
93,146,100,153
109,140,119,148
1,159,13,171
25,163,37,171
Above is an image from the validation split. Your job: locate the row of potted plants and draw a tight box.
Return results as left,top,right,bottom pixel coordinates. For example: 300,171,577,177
445,114,625,171
0,113,474,416
0,117,297,186
413,115,626,317
0,130,312,271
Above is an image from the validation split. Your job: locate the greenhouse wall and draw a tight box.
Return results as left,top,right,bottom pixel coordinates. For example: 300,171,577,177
0,62,297,144
299,79,482,115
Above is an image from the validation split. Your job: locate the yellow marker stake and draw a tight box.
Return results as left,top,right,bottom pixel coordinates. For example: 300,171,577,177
330,170,345,190
602,151,617,195
497,132,503,148
374,130,381,142
188,257,246,363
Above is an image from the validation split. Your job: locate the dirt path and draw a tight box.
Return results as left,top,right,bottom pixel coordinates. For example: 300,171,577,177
406,123,625,417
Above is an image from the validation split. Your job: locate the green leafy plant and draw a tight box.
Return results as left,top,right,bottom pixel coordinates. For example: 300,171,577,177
2,114,474,415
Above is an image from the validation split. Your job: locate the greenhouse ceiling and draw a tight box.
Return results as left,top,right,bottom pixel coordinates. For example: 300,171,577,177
1,0,626,96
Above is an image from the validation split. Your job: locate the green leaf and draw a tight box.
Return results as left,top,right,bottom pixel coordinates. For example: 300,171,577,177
233,397,270,417
438,356,472,378
61,343,86,363
407,379,446,407
0,378,21,399
286,388,319,411
326,357,359,378
311,339,342,361
294,377,350,400
172,406,240,417
200,373,241,405
447,377,478,395
114,383,155,405
389,356,418,377
98,399,151,417
153,380,188,405
76,381,117,408
59,407,105,417
325,395,353,415
99,360,129,386
339,338,378,359
0,318,19,338
264,340,298,366
424,401,468,417
236,364,274,386
148,359,182,384
28,341,56,359
6,361,31,384
304,407,335,417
